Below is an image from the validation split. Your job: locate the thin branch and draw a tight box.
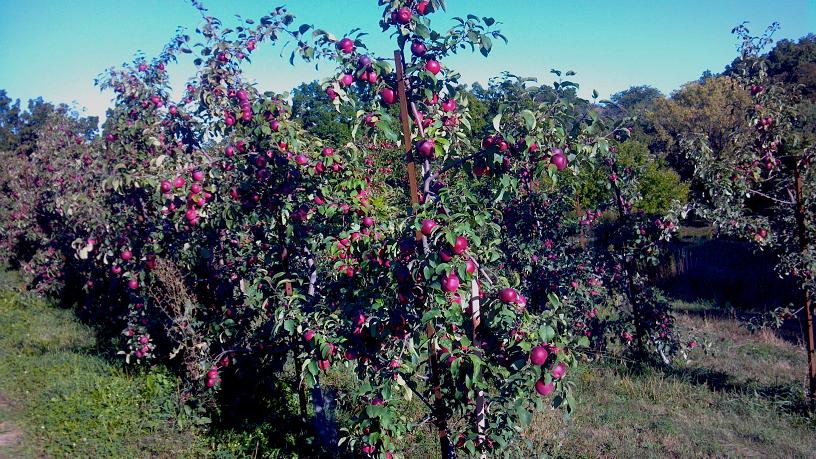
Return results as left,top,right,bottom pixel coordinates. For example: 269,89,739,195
747,188,795,206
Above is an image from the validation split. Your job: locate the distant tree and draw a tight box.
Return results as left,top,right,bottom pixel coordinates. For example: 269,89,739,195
765,35,816,142
616,141,689,215
291,81,354,145
575,140,688,215
764,34,816,96
610,85,663,111
471,71,592,143
648,76,752,174
461,85,488,137
0,93,96,155
0,90,22,151
698,70,715,84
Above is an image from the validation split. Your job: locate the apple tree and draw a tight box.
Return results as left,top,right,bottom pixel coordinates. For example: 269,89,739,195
684,23,815,403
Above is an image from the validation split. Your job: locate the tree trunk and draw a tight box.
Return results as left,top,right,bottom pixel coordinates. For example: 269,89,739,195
609,166,647,359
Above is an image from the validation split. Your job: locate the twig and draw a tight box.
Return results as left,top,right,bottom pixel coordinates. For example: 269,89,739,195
747,188,795,206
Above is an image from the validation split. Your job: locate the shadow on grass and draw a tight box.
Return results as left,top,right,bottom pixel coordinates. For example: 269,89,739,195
668,365,806,410
208,357,348,459
674,301,807,348
615,360,813,418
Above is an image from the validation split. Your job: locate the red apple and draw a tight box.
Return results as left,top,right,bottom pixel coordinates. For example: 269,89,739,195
411,41,427,57
551,153,568,171
442,271,460,292
530,346,549,366
535,380,555,396
358,54,372,67
395,6,412,24
421,219,437,236
380,88,396,105
551,362,567,379
452,236,468,255
465,258,477,274
425,59,441,75
339,73,354,87
337,38,354,54
417,139,435,158
499,288,518,303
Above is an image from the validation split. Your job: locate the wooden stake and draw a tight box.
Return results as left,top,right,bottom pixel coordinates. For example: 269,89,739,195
470,277,486,458
793,162,815,403
394,50,421,231
394,49,455,458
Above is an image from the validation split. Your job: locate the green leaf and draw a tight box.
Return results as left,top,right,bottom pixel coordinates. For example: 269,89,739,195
479,35,492,57
492,113,502,132
379,122,398,142
415,23,431,40
521,109,536,130
516,405,533,425
539,324,555,342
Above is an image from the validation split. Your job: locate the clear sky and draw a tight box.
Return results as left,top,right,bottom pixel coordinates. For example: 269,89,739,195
0,0,813,120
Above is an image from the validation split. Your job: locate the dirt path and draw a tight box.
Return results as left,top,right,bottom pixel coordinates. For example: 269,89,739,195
0,395,23,459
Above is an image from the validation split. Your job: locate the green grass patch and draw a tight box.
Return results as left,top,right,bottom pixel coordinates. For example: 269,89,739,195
526,311,816,458
0,276,207,458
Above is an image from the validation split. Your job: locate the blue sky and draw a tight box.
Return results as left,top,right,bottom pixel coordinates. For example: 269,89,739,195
0,0,813,120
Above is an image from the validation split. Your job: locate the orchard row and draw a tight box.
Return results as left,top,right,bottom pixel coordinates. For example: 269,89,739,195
1,2,812,457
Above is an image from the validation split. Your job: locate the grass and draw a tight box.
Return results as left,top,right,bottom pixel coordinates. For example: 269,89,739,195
0,270,814,458
524,302,815,458
0,273,207,458
677,225,715,239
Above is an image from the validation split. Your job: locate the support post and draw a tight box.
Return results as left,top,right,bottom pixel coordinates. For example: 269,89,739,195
470,277,486,458
793,162,815,404
394,49,454,459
